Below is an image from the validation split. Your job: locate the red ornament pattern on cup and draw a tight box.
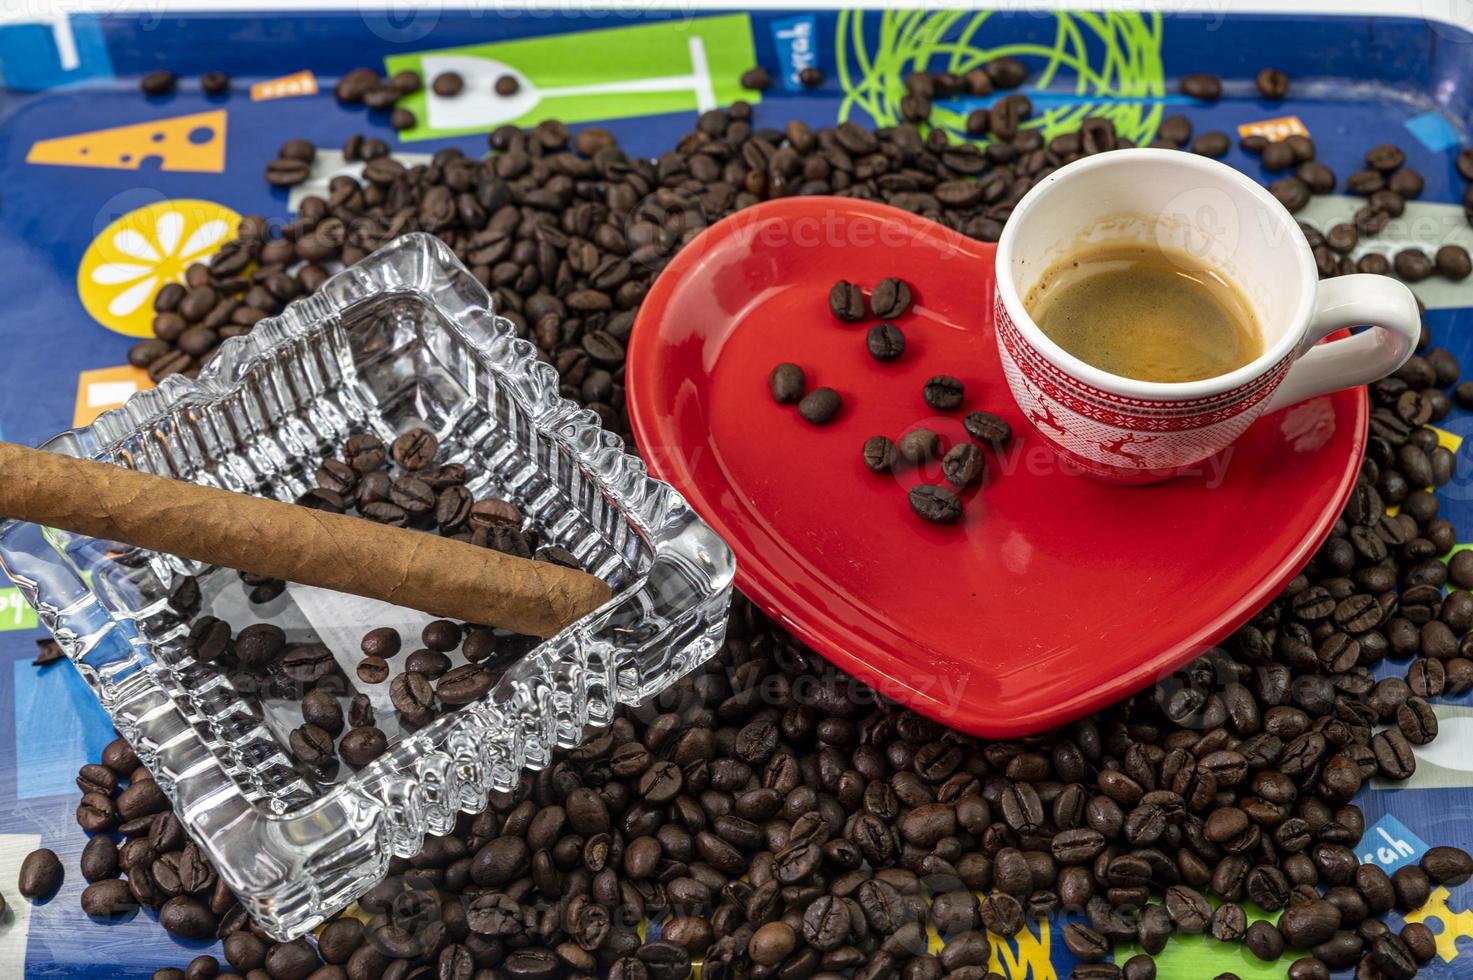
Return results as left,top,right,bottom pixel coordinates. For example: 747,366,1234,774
993,290,1295,472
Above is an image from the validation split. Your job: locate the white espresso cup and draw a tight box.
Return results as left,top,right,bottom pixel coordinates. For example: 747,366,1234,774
994,148,1421,482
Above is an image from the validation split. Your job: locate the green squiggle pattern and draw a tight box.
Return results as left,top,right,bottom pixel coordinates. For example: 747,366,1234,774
837,10,1166,147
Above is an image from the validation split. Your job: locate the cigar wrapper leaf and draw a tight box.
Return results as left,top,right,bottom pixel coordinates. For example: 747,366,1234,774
0,441,613,638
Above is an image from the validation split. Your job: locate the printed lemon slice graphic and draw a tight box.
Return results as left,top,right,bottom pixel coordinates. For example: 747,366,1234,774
78,199,242,338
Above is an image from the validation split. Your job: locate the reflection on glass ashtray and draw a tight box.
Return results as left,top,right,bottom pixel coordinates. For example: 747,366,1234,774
0,233,734,939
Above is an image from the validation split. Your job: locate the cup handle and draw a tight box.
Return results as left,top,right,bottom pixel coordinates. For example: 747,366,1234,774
1264,274,1421,414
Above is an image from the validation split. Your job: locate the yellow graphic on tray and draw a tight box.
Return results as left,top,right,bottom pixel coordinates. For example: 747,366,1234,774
1403,887,1473,962
73,365,154,427
1236,115,1309,142
27,110,226,173
78,199,242,338
253,70,318,101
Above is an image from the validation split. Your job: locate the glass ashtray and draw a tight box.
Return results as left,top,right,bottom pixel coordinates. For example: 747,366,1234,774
0,233,734,939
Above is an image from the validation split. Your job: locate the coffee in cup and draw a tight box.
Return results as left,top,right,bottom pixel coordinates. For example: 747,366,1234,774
1023,241,1264,384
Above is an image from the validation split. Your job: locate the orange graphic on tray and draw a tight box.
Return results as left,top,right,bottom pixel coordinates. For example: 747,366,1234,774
78,199,243,338
27,110,226,173
73,365,154,427
252,70,318,101
1236,115,1308,142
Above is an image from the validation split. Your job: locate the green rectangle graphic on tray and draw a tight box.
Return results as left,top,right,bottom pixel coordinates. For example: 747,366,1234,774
0,587,38,631
385,14,759,140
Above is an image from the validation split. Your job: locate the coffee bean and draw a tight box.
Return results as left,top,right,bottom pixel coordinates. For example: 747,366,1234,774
754,919,801,966
797,388,842,425
201,71,230,94
1180,72,1222,100
1122,955,1156,980
101,738,139,776
870,278,913,319
343,433,386,472
867,323,906,361
495,75,520,97
1421,846,1473,886
437,664,494,705
282,643,336,684
356,657,389,684
81,835,119,883
980,892,1025,936
1298,161,1336,193
942,444,985,488
923,375,964,410
233,623,285,668
129,339,171,368
1257,67,1290,99
390,476,435,514
76,763,118,798
1396,696,1437,744
289,724,336,766
1280,898,1342,949
301,689,344,738
863,436,898,474
391,427,439,470
769,363,805,403
909,485,963,524
469,497,521,529
1395,249,1435,282
740,67,772,90
390,671,436,724
963,411,1012,447
1247,919,1285,960
897,428,940,465
1073,966,1123,980
265,939,320,979
334,67,380,102
1064,923,1110,962
266,157,312,187
1401,922,1436,964
1193,132,1230,158
1372,729,1415,780
1270,177,1312,212
397,642,447,680
413,621,457,655
1260,140,1296,170
19,848,62,901
117,778,168,821
1366,143,1407,171
141,70,176,95
436,486,473,530
829,280,866,321
1165,885,1212,933
1437,244,1472,280
340,727,388,767
1212,901,1248,942
432,72,464,97
81,879,137,918
160,896,215,939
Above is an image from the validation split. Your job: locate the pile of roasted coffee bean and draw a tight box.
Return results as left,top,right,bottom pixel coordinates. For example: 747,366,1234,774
139,69,231,97
15,62,1467,980
1241,135,1473,284
769,276,1012,525
317,67,525,134
203,423,582,777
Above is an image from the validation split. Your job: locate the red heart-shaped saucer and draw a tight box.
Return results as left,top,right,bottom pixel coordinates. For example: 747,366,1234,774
627,197,1364,737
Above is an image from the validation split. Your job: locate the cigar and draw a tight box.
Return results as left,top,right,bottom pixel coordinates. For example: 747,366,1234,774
0,441,612,638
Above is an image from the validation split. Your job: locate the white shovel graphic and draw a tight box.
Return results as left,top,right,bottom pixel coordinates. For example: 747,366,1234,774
421,36,716,132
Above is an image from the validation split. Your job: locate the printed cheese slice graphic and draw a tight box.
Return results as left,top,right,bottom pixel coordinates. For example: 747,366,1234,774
27,110,226,173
